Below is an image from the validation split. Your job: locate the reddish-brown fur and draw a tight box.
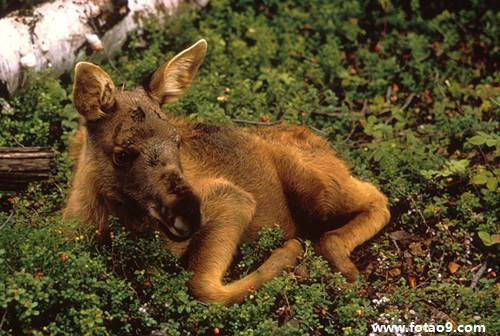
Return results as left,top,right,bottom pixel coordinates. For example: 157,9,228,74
63,40,390,306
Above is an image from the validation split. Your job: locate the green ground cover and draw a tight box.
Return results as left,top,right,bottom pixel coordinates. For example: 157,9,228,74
1,0,498,334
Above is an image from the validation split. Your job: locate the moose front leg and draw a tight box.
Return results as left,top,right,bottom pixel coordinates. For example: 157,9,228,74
186,178,303,306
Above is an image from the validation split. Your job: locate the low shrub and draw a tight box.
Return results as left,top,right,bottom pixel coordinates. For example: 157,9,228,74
1,0,498,334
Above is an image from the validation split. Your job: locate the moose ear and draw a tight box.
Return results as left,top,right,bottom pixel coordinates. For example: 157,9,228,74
145,39,207,104
72,62,116,120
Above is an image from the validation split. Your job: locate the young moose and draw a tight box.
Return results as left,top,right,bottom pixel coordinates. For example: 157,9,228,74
63,39,390,306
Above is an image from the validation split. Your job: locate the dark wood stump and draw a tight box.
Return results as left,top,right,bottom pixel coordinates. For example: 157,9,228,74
0,147,55,191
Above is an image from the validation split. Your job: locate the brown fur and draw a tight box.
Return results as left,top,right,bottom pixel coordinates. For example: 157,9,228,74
63,40,390,306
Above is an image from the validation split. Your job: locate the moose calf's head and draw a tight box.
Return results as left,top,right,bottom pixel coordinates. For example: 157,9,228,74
71,40,208,241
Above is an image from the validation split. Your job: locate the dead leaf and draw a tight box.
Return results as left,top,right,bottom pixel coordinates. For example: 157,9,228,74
362,262,375,277
408,275,417,288
409,242,427,257
388,230,416,245
447,261,460,274
422,301,458,329
388,268,401,277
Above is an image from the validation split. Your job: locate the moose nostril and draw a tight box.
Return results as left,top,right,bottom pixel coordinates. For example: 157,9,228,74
160,206,167,217
173,217,190,236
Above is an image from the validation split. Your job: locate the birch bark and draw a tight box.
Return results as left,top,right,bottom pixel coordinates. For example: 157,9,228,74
0,0,208,97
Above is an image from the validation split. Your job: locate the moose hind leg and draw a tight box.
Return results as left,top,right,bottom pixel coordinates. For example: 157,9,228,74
315,179,390,281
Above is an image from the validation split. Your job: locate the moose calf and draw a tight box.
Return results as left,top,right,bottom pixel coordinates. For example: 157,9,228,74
63,39,390,306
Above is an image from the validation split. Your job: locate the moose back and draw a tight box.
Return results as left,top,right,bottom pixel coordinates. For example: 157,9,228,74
63,39,390,306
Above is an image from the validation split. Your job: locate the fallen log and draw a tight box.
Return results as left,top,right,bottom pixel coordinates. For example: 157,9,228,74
0,147,55,191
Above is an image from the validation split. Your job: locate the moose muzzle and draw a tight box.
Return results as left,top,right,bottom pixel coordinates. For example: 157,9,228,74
148,170,202,241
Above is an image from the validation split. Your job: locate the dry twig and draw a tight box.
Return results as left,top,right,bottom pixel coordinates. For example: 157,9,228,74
232,119,282,126
469,258,488,290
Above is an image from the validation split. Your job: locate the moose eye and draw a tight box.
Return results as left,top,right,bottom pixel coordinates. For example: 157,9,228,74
113,149,134,167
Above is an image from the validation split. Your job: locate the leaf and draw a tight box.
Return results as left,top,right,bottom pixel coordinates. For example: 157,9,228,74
486,177,498,191
422,302,458,330
408,275,417,288
388,230,416,245
420,169,440,179
491,96,500,107
468,135,486,146
485,138,498,147
478,232,500,246
478,232,491,245
388,268,401,277
447,261,460,274
472,173,489,184
367,115,378,124
409,241,427,257
373,130,383,138
451,159,469,172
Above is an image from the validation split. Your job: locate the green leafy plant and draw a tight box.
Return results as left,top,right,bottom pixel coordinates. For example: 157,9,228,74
1,0,499,334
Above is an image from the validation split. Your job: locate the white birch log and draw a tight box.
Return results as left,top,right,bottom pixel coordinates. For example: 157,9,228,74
0,0,209,97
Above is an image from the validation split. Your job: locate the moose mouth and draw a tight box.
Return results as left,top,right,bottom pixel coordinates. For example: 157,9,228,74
148,202,201,242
